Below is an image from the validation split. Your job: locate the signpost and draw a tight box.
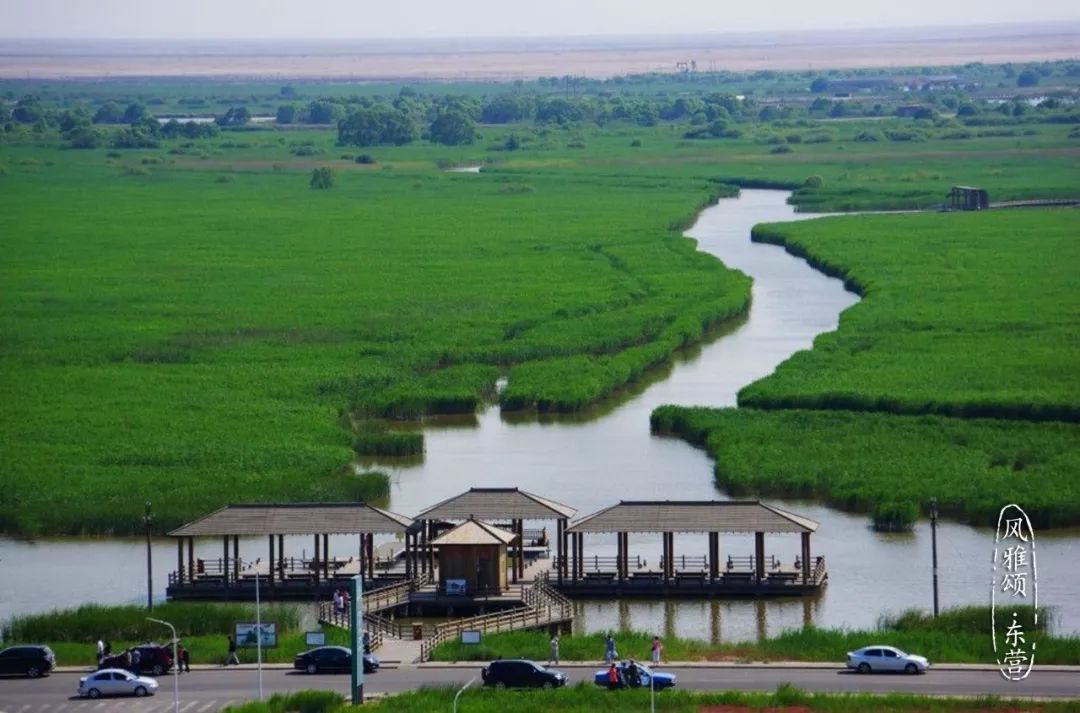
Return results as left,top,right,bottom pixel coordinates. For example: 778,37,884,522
350,574,364,705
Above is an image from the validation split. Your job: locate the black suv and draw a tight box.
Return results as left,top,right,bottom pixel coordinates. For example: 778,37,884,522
99,645,173,675
0,645,55,678
481,659,567,688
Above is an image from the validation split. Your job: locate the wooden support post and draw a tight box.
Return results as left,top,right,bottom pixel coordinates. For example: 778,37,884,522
314,534,321,586
577,533,584,579
176,538,183,586
222,536,229,590
187,537,195,585
366,534,374,580
269,535,276,588
322,533,330,579
518,519,525,580
709,532,719,583
755,531,765,584
277,534,284,579
232,535,240,582
570,531,578,583
616,532,624,583
801,532,811,585
555,519,564,585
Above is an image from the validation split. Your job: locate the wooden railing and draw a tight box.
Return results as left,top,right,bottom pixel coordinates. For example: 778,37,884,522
419,576,573,662
813,556,827,584
316,601,384,651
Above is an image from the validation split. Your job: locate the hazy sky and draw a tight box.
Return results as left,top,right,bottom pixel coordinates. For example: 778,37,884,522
3,0,1078,39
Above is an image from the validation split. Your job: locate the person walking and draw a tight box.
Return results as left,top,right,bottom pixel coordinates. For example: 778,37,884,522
130,647,142,675
651,635,663,665
606,662,620,689
604,634,617,665
178,644,191,673
548,634,560,665
225,634,239,666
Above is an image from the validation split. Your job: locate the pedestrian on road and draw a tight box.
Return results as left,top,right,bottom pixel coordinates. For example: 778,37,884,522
130,648,142,675
604,634,617,665
178,644,191,673
95,638,105,664
651,635,663,665
548,635,559,665
225,635,239,666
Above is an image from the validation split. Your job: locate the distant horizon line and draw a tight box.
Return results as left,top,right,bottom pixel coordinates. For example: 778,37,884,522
3,18,1080,44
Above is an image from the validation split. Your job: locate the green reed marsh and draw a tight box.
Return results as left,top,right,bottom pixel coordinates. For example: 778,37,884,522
741,209,1080,422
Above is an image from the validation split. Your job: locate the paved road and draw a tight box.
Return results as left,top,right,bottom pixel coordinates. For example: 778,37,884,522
1,665,1077,711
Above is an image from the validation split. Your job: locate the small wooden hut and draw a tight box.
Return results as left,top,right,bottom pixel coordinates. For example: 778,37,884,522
431,518,517,596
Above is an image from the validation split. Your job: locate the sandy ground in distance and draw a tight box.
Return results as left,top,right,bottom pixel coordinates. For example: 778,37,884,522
2,34,1079,80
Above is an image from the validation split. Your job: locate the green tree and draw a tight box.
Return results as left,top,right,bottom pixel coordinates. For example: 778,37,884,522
275,104,298,124
216,106,251,127
93,101,125,124
122,102,150,124
810,77,830,93
428,111,478,145
1017,69,1040,87
337,106,416,146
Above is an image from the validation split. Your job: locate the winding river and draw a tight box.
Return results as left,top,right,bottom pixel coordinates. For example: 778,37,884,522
2,190,1077,639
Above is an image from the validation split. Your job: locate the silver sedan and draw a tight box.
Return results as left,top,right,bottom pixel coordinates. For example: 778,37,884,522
846,645,930,674
77,668,159,698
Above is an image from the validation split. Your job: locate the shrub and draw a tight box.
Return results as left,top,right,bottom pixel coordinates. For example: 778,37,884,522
630,138,642,147
872,501,919,532
803,175,824,189
769,144,793,154
309,167,335,190
354,154,376,164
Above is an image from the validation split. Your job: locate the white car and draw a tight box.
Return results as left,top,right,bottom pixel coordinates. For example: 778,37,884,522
847,645,929,674
78,668,159,698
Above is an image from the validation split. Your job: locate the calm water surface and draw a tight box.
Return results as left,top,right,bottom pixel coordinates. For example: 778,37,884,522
2,191,1076,639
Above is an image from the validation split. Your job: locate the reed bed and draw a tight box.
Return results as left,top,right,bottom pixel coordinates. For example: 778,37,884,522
652,405,1080,527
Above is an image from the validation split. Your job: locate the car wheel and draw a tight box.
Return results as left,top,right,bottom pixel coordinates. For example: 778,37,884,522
306,663,318,674
857,662,871,674
26,666,41,678
494,681,506,688
152,664,165,676
87,688,101,699
905,663,919,675
134,686,148,697
542,681,554,689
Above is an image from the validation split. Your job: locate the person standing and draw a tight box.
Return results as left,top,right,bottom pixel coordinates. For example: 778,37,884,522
96,638,105,664
130,647,142,675
177,644,191,673
225,634,239,666
604,634,617,665
651,635,663,665
548,635,560,665
606,662,620,689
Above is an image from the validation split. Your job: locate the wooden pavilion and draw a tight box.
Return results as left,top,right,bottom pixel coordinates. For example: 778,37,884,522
430,518,517,596
166,502,417,600
560,500,826,597
414,487,576,586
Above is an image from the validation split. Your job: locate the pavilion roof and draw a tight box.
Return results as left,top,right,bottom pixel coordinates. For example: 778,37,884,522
168,503,414,537
416,487,576,521
566,501,818,534
430,519,517,547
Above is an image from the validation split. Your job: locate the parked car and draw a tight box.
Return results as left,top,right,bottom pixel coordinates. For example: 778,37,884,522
0,644,55,678
847,645,930,674
98,644,173,675
78,668,159,698
593,661,676,689
481,659,567,688
293,645,379,674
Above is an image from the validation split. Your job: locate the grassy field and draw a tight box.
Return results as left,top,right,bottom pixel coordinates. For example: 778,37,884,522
0,131,748,535
428,605,1079,665
651,406,1080,527
0,601,348,666
739,210,1080,421
3,90,1079,535
225,686,1080,713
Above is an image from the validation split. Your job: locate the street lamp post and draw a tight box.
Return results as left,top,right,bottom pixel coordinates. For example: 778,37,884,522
452,675,477,713
147,617,179,713
143,501,154,611
930,497,939,618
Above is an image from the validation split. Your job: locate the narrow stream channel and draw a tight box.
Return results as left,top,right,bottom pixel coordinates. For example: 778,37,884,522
2,190,1076,639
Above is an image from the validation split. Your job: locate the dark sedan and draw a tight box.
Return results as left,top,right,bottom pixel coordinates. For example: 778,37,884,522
293,646,379,674
0,645,55,678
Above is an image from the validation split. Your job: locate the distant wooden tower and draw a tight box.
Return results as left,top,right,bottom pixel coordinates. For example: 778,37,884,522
949,186,990,211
